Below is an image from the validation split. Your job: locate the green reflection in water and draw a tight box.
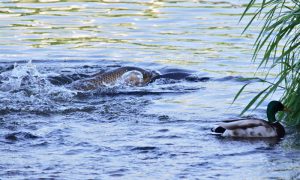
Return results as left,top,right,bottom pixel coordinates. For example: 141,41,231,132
0,0,257,70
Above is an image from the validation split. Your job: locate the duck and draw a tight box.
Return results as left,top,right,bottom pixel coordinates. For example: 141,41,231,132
211,101,288,138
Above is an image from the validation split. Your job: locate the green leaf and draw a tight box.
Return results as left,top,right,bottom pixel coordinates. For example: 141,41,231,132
240,85,272,115
232,83,250,104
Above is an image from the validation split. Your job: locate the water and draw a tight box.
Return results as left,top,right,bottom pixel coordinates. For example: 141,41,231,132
1,0,300,179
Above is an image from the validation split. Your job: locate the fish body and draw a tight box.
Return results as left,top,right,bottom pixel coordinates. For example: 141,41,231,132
72,66,159,91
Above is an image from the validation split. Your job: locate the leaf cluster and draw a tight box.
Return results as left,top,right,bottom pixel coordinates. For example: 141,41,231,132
236,0,300,125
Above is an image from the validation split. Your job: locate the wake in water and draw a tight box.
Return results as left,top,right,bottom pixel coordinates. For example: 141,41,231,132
0,61,75,100
0,61,77,115
0,61,207,114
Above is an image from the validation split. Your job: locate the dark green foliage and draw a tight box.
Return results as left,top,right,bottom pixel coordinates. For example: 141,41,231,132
237,0,300,125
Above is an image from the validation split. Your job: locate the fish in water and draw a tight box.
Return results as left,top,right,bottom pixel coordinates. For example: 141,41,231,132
211,101,288,138
49,66,210,91
71,66,159,91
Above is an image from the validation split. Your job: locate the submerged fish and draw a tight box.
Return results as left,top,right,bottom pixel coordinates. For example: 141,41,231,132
72,66,159,91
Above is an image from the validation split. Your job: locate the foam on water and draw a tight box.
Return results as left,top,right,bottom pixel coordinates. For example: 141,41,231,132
0,61,77,114
119,70,144,86
0,61,202,115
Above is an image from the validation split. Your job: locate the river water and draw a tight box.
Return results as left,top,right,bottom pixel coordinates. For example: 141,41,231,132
1,0,300,179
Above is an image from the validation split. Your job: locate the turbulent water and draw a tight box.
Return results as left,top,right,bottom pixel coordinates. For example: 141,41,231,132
1,0,300,179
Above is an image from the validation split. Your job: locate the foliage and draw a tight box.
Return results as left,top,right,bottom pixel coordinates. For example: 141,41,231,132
236,0,300,125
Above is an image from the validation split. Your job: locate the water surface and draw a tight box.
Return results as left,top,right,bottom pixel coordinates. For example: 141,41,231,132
1,0,300,179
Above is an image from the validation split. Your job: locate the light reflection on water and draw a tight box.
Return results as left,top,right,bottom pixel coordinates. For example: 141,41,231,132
0,0,254,70
0,0,300,179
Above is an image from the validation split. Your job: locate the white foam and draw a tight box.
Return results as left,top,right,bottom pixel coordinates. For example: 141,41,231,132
0,61,76,102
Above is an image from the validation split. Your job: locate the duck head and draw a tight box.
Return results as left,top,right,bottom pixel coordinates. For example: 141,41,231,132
267,101,287,123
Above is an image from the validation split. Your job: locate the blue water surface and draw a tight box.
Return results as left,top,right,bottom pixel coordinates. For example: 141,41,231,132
0,0,300,179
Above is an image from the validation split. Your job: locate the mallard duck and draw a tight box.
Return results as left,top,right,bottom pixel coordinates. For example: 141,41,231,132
212,101,288,138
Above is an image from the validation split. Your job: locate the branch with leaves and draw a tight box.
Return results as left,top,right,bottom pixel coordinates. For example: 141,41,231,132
236,0,300,126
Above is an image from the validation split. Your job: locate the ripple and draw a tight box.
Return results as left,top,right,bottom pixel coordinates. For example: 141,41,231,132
4,132,39,141
157,128,169,132
0,0,298,179
130,146,158,152
64,149,85,155
107,169,128,177
149,135,181,139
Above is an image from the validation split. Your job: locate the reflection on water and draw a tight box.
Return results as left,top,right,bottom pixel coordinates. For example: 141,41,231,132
0,0,254,73
1,0,300,179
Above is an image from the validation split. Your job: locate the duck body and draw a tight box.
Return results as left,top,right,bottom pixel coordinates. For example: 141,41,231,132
212,119,285,138
212,101,287,138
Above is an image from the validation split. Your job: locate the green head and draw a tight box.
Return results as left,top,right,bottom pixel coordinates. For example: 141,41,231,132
267,101,285,123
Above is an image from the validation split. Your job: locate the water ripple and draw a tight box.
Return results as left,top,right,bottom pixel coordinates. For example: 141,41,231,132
0,0,299,179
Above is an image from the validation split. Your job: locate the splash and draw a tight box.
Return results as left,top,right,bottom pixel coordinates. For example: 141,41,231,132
0,61,76,114
0,61,75,98
0,61,43,92
118,70,144,86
